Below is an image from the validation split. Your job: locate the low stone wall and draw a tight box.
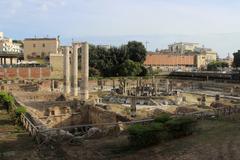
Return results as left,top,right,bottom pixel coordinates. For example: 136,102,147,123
13,91,61,102
88,105,117,124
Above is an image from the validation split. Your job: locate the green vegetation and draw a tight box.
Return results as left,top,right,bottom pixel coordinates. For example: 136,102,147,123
165,117,196,138
154,113,171,123
0,92,26,124
128,123,166,147
0,92,14,110
14,106,27,124
128,115,196,148
207,61,229,71
88,41,147,77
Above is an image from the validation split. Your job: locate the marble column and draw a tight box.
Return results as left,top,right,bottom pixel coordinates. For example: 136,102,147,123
63,46,71,95
80,42,89,100
72,43,79,97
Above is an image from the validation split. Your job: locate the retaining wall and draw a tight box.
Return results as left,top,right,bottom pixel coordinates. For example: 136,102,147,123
0,67,51,79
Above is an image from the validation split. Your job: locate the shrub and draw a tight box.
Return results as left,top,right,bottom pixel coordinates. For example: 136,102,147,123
15,106,27,117
128,116,197,148
128,122,169,147
165,117,196,138
0,92,14,110
154,113,172,123
13,106,27,124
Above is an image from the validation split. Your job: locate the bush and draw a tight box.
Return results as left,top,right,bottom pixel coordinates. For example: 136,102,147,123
128,123,163,147
15,106,27,117
13,106,27,124
128,116,197,148
0,92,14,110
165,117,196,138
154,113,172,123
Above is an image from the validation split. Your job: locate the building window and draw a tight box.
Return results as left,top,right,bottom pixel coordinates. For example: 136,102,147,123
42,43,45,47
33,44,36,48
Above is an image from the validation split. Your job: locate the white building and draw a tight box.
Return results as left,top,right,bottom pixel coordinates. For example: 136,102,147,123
0,32,3,39
0,32,23,54
168,42,200,54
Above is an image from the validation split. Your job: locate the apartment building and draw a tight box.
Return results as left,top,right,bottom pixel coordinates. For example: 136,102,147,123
0,32,23,54
23,37,60,60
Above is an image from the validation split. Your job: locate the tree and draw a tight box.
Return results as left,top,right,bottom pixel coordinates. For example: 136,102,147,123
207,61,229,71
89,67,101,77
126,41,147,63
118,60,142,76
88,41,147,77
233,50,240,68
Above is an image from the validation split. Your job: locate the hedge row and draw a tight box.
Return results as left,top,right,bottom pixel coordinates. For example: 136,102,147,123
128,113,197,148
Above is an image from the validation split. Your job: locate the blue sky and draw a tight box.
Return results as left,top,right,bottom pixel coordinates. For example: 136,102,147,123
0,0,240,57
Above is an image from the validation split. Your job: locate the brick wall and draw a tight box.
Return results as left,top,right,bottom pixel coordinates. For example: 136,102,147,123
41,68,51,78
6,68,17,78
19,68,29,79
0,67,51,80
31,68,41,79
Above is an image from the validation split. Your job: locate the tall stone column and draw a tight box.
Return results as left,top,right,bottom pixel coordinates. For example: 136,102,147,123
80,42,89,101
131,97,137,118
63,46,71,95
72,43,79,97
166,79,170,93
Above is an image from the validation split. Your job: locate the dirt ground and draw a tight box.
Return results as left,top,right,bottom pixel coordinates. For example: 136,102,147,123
2,109,240,160
63,116,240,160
0,110,40,160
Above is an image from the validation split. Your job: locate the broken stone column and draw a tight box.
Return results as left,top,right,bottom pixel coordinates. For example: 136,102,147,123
63,46,71,95
201,94,206,106
215,94,220,102
136,78,142,96
230,87,234,96
152,76,157,96
130,97,137,118
119,78,127,95
80,42,89,101
72,43,79,97
51,80,55,92
166,79,170,93
112,79,115,89
175,91,183,105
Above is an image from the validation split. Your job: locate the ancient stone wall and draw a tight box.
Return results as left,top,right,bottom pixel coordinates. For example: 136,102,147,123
0,67,51,80
88,106,117,124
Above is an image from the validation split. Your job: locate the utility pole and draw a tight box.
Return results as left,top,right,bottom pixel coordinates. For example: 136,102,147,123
145,41,149,51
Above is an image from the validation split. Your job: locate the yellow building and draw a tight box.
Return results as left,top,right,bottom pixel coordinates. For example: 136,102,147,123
49,53,64,78
23,38,60,60
196,52,217,69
